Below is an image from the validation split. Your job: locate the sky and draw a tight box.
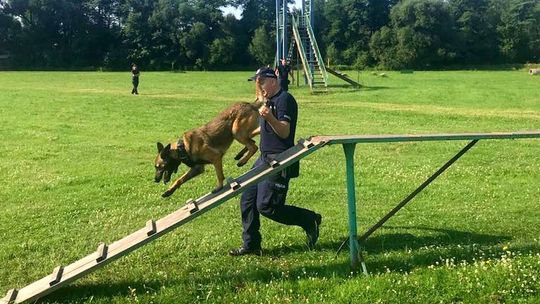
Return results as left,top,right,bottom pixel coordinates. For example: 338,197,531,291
221,0,303,19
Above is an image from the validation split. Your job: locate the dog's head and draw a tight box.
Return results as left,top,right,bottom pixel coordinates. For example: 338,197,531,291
154,142,180,184
255,77,268,103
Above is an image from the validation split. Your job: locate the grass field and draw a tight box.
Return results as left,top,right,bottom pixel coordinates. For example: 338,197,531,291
0,70,539,303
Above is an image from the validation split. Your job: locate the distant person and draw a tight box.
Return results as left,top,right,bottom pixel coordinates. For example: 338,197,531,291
131,63,140,95
276,59,294,91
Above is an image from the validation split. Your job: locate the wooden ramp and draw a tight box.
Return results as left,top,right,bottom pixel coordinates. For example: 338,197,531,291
0,139,324,304
326,67,361,88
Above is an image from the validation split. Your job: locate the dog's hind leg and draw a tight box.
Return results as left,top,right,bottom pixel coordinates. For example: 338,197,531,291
250,128,260,137
233,117,259,167
235,138,258,167
234,147,249,160
162,165,205,198
234,127,260,160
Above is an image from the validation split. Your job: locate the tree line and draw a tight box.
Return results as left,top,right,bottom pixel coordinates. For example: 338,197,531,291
0,0,538,70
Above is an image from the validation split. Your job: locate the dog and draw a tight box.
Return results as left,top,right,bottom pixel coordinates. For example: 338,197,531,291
154,99,264,197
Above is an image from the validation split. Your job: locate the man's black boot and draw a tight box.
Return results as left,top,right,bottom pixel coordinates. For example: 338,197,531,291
229,246,262,256
306,213,322,250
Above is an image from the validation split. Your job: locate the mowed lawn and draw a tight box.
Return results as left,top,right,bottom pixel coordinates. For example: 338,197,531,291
0,70,539,303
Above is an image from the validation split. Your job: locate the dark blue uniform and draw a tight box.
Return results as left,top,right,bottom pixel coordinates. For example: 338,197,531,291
131,66,140,94
277,64,292,91
239,90,317,250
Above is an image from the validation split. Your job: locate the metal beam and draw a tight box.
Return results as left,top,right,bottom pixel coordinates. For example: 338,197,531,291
358,140,479,242
312,131,540,145
343,143,368,274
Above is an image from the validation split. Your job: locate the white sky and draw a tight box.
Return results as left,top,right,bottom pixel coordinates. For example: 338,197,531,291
221,0,303,19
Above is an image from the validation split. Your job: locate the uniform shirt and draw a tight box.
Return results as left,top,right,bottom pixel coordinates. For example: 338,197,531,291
277,64,291,82
132,67,140,78
260,89,298,155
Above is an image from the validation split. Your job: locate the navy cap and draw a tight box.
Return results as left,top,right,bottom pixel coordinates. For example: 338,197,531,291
248,67,277,81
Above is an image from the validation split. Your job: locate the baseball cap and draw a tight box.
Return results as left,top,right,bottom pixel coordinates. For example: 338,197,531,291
248,67,277,81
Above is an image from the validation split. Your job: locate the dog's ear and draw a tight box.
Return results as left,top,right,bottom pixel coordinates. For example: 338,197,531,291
157,142,164,153
160,143,171,156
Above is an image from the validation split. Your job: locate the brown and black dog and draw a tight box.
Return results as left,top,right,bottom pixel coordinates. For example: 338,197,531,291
155,100,264,197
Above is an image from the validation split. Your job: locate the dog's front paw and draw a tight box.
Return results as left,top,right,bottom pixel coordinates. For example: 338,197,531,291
162,189,175,198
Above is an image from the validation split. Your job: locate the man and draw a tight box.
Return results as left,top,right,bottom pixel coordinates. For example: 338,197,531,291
276,59,294,91
229,67,321,256
131,63,140,95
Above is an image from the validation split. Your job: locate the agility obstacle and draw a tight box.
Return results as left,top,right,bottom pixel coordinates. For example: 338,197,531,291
2,131,540,303
276,0,361,90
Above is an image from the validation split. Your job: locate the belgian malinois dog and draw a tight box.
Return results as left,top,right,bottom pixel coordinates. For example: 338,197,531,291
155,99,264,197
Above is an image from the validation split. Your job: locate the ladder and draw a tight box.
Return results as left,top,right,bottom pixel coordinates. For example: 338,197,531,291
291,14,314,89
305,17,328,90
290,13,328,91
0,139,324,304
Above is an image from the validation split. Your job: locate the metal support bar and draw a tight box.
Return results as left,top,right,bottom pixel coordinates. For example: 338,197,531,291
360,139,478,241
342,144,367,274
337,140,479,255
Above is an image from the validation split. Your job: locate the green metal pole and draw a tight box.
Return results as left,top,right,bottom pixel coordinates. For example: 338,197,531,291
343,143,360,270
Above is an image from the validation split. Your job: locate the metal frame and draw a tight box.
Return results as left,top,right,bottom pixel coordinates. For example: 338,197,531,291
310,132,540,272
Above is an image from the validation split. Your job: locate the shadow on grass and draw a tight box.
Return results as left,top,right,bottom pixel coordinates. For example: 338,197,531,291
362,225,511,253
354,226,539,273
43,279,172,303
41,226,539,302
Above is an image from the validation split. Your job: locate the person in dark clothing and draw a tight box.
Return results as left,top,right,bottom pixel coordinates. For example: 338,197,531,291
131,63,140,95
276,59,294,91
229,67,321,256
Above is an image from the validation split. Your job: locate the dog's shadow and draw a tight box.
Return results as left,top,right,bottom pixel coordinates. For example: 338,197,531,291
44,226,537,302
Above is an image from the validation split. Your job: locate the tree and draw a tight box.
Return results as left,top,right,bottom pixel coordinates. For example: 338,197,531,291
248,25,273,65
370,0,457,69
494,0,540,63
320,0,371,66
448,0,499,64
209,37,236,66
0,7,21,58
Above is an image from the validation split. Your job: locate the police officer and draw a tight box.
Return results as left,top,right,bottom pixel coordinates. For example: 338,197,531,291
229,67,321,256
131,63,140,95
276,58,294,91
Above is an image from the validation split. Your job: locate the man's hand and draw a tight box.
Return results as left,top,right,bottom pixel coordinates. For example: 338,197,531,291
258,105,290,139
259,105,273,120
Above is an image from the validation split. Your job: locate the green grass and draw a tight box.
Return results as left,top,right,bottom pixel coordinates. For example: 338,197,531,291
0,70,539,303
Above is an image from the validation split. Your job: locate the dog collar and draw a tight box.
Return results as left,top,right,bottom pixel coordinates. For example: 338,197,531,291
177,141,196,168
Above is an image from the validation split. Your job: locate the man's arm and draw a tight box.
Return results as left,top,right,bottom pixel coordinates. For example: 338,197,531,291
259,106,290,138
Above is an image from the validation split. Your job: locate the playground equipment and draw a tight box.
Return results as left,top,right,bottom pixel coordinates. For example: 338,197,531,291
275,0,360,91
2,131,540,303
